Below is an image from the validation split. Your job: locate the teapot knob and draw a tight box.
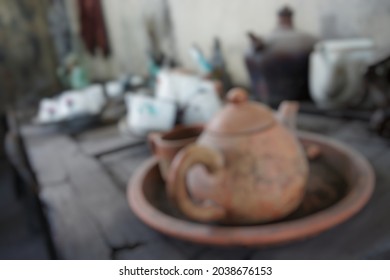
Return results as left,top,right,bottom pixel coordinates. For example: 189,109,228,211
227,88,248,104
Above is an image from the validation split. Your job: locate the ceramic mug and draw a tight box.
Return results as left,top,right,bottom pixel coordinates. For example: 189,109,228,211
148,125,204,180
129,94,177,134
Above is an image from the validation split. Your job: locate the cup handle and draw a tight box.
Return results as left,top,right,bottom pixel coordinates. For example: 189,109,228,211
167,144,226,222
147,132,160,155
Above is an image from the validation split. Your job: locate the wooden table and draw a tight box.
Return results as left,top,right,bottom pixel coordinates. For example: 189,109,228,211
21,115,390,259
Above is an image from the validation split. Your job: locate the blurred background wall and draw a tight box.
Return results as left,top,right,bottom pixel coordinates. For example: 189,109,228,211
1,0,390,110
66,0,390,85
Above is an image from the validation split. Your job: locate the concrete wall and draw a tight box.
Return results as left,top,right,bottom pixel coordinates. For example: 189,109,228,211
68,0,390,85
65,0,174,80
169,0,390,85
101,0,176,76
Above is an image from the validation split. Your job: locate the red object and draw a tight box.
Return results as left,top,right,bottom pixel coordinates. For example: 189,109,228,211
78,0,110,56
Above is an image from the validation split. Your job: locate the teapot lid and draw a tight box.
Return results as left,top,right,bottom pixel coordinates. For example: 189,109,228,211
206,88,276,135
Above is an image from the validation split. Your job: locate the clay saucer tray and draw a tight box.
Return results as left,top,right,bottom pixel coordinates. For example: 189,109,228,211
127,131,374,246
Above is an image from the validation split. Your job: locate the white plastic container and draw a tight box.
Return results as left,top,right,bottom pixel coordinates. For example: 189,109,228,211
82,84,106,114
128,94,177,134
57,90,89,118
155,70,177,103
310,38,375,109
155,70,203,108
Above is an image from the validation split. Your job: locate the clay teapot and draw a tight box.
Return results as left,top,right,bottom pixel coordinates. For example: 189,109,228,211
167,88,308,224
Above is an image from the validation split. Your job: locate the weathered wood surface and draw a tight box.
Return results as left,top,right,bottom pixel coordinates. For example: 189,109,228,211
21,115,390,259
75,125,144,157
22,125,162,259
100,144,150,191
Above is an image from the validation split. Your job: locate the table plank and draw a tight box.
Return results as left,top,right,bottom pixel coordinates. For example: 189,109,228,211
75,125,144,157
62,161,161,247
40,182,111,259
100,144,151,191
22,130,160,258
297,113,348,136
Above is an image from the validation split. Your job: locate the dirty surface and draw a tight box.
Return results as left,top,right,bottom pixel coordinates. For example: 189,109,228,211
19,114,390,259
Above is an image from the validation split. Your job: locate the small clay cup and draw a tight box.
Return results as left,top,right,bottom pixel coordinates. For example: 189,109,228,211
148,124,203,180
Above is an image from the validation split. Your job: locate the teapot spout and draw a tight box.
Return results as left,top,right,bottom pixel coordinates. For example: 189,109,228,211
277,101,299,130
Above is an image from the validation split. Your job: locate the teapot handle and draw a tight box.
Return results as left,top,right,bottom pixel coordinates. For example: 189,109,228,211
167,144,226,222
